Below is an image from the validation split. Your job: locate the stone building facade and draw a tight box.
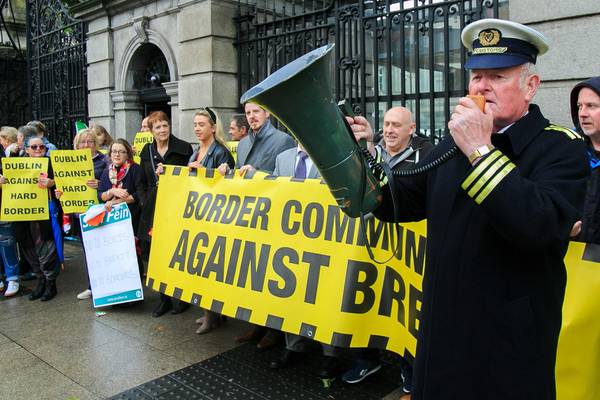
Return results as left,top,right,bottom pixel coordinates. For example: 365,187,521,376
72,0,238,144
510,1,600,128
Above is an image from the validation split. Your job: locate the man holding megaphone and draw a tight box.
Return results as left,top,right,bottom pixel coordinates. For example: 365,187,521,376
348,19,589,399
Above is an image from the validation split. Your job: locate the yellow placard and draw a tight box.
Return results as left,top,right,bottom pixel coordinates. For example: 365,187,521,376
148,167,424,357
50,149,98,214
226,141,238,163
1,158,49,221
133,131,154,164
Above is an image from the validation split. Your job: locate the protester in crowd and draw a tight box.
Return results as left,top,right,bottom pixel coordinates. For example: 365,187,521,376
63,129,109,300
189,108,235,172
349,19,588,399
217,103,295,349
91,124,114,153
0,137,20,297
569,76,600,244
141,116,150,132
342,106,433,392
138,111,193,317
218,103,295,176
188,107,235,333
268,144,340,379
98,138,144,285
375,107,434,171
228,114,249,141
16,125,37,157
0,126,19,157
27,120,57,154
1,135,61,301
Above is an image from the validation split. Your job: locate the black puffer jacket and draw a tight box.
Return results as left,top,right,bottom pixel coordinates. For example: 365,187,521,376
571,76,600,244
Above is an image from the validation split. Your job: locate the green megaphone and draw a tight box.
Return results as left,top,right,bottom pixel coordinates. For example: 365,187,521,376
240,44,382,217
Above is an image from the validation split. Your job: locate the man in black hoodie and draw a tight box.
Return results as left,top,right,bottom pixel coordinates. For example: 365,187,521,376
570,77,600,244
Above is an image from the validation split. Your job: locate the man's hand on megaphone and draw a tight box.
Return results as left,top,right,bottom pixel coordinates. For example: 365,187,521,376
346,116,375,156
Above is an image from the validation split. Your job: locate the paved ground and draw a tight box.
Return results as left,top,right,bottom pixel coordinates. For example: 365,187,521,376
0,242,406,400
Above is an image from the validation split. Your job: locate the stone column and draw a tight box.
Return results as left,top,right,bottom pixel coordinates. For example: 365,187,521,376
176,0,238,142
163,80,180,135
110,90,143,142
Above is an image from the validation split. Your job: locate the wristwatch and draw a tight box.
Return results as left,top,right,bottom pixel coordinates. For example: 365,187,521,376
468,145,494,164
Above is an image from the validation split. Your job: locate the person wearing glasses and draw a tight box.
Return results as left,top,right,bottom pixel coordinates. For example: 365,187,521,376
138,111,193,317
98,139,144,288
62,129,109,300
3,133,61,301
187,107,234,334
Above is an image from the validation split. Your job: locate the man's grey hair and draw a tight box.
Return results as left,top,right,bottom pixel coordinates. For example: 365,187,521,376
519,62,538,89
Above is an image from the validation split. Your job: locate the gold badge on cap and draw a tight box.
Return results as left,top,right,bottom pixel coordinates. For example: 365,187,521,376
473,28,507,55
478,29,501,46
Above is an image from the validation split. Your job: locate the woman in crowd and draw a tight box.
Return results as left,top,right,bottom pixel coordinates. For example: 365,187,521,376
138,111,193,317
70,129,109,300
26,120,57,153
188,107,234,334
188,108,235,171
0,127,19,157
98,139,144,289
2,134,60,301
91,124,114,153
0,127,21,297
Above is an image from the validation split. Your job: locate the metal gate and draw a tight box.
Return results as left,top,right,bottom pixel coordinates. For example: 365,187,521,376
235,0,506,141
1,0,28,128
26,0,87,149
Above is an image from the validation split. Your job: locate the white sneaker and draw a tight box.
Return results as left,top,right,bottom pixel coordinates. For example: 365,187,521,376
4,281,19,297
77,289,92,300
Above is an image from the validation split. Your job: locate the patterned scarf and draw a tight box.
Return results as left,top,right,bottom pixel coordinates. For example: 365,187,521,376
109,160,131,188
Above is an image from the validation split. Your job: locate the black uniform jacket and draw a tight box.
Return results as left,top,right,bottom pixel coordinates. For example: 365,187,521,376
373,105,589,400
137,134,193,242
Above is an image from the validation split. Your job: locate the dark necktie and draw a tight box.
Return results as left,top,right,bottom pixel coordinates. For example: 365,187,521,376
294,150,308,178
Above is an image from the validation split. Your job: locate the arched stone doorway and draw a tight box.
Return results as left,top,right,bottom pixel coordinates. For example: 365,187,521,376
127,43,171,119
111,30,179,142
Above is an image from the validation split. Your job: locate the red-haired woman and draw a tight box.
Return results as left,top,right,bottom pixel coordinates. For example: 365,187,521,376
138,111,193,317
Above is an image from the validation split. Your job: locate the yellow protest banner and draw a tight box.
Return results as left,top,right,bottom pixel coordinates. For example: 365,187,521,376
148,167,424,358
0,157,49,221
556,242,600,400
133,131,154,164
148,168,600,394
226,141,238,163
51,149,98,214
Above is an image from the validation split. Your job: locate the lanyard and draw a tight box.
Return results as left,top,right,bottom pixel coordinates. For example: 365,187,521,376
588,149,600,170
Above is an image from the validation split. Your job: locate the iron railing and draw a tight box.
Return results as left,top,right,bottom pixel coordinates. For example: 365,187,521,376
0,0,28,128
235,0,507,142
26,0,87,149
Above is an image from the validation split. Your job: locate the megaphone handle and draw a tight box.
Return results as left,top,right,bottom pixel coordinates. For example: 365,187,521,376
337,100,367,148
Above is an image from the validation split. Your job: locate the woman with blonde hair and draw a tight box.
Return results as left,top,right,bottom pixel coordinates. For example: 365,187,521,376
188,108,234,334
188,107,234,171
0,126,19,156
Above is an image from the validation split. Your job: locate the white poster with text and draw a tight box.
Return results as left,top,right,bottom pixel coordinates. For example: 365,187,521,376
80,203,143,307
